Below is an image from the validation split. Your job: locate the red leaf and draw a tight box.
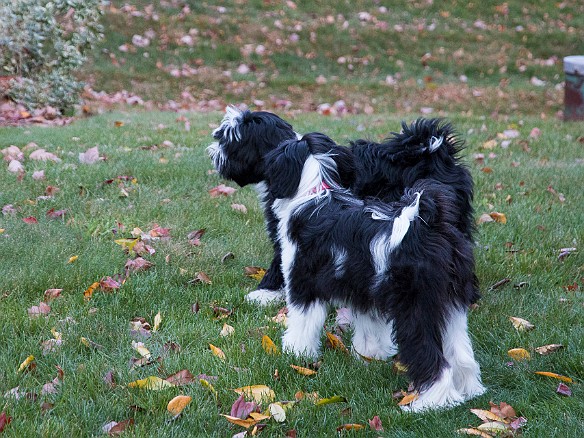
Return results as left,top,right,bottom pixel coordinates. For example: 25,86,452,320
230,394,259,419
0,411,11,432
209,184,236,197
368,415,384,431
46,208,67,219
187,228,206,246
556,383,572,397
22,216,38,224
165,369,195,386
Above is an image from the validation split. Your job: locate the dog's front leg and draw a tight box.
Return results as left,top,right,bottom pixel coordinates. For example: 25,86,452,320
245,252,285,305
282,300,327,358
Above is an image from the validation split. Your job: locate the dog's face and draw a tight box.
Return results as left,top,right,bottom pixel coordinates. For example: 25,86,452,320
207,106,297,187
265,132,355,199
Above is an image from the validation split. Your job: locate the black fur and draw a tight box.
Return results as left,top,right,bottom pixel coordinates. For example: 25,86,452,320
265,132,481,400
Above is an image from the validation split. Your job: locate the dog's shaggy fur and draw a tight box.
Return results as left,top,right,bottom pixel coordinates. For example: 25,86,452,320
264,133,485,412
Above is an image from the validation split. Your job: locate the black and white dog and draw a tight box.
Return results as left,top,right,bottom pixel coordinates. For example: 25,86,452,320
207,106,302,304
264,133,485,412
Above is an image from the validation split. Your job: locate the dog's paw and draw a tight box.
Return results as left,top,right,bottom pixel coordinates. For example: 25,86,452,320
245,289,285,305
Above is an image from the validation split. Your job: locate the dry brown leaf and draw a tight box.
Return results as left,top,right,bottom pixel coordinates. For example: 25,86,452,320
244,266,266,281
535,344,564,355
489,212,507,224
470,409,508,423
165,369,195,386
290,364,317,376
221,412,270,429
325,332,349,354
233,385,275,404
457,428,492,437
336,424,366,432
509,316,535,332
209,344,226,361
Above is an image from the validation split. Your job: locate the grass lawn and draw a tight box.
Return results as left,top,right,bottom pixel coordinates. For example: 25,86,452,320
0,110,583,436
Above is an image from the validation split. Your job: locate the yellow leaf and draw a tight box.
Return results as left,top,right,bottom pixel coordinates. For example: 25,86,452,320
200,378,218,401
392,360,408,374
325,332,349,354
244,266,266,281
51,328,62,340
470,409,508,423
534,371,573,383
167,395,192,416
397,392,419,406
233,385,275,404
476,421,508,433
221,413,270,429
268,403,286,422
131,341,151,358
209,344,226,361
481,139,497,149
336,424,366,432
314,395,347,406
114,121,124,127
127,376,175,390
220,323,235,337
509,316,535,332
152,311,162,332
489,212,507,224
18,355,35,372
67,255,78,264
114,238,139,252
457,428,493,437
0,228,5,234
83,282,100,301
508,348,530,361
290,364,317,376
261,335,279,355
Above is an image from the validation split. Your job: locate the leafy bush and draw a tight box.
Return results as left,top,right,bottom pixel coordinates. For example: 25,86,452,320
0,0,104,112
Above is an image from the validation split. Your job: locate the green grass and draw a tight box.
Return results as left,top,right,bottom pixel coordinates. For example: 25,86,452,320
1,111,583,436
81,0,584,116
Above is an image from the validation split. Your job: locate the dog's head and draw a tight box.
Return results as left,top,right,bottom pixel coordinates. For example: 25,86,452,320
207,106,297,187
264,132,355,199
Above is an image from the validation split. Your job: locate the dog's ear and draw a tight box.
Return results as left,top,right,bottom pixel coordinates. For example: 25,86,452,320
265,138,310,199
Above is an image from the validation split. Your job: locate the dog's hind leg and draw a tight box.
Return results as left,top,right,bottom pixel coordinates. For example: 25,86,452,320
351,312,397,360
442,307,486,401
282,300,327,358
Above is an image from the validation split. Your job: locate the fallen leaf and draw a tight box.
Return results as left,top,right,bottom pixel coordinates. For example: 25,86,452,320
191,272,212,285
167,395,192,416
488,401,516,419
476,421,509,434
46,208,67,219
103,419,134,435
397,391,419,406
509,416,527,431
508,348,530,361
152,312,162,332
127,376,175,390
18,355,35,373
535,344,564,355
209,184,236,197
209,344,226,361
262,335,279,355
336,424,365,432
470,409,508,423
457,428,492,437
67,255,78,264
556,383,572,397
477,213,494,224
0,412,11,433
30,149,61,162
80,337,103,349
28,302,51,317
114,238,139,253
489,212,507,224
187,228,206,246
489,278,511,291
231,203,248,214
534,371,572,383
290,364,317,376
125,257,154,274
83,282,100,300
79,146,101,164
221,412,270,429
509,316,535,332
314,395,347,406
220,323,235,337
233,385,276,404
231,394,258,420
244,266,266,281
199,378,218,401
368,415,383,431
165,369,195,386
325,332,349,353
44,289,63,300
22,216,38,224
269,403,287,422
131,341,151,359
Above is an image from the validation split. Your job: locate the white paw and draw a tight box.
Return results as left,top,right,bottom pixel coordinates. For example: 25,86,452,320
460,382,486,401
400,389,464,413
245,289,285,305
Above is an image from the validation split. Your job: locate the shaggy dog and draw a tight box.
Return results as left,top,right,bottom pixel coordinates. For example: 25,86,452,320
263,132,485,412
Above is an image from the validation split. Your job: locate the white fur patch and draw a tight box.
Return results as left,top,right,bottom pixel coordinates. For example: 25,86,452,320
245,288,285,305
429,135,444,152
212,105,243,142
282,301,328,358
352,312,398,360
442,308,486,400
206,141,226,173
331,246,348,278
388,191,421,251
402,366,464,412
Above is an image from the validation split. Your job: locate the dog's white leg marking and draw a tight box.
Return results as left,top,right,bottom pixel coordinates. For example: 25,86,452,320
442,308,486,401
351,312,398,360
245,289,285,305
402,366,465,413
282,300,327,358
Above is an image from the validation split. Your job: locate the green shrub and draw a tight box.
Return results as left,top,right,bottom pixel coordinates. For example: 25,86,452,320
0,0,104,112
